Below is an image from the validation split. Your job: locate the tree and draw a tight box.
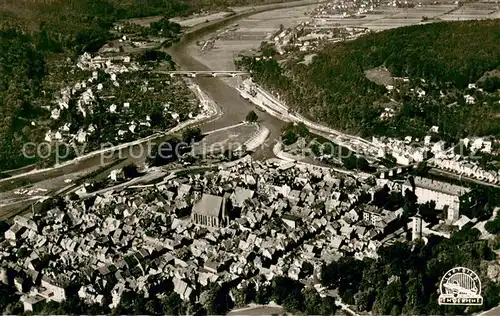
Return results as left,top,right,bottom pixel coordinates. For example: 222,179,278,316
138,49,172,63
319,296,337,316
342,155,371,171
147,137,189,167
372,280,404,315
0,285,19,313
320,261,338,288
246,110,259,123
480,75,500,93
59,296,87,315
150,111,165,127
232,288,247,308
182,127,203,143
5,301,23,314
489,234,500,250
144,298,163,315
162,293,186,315
69,192,80,201
483,280,500,309
485,219,500,234
256,283,271,304
113,290,135,314
402,274,425,315
186,302,205,316
303,288,322,315
282,130,298,145
295,122,309,138
41,301,64,315
356,156,370,171
342,155,358,170
354,290,375,312
271,276,304,312
301,261,314,278
123,163,140,179
203,283,231,315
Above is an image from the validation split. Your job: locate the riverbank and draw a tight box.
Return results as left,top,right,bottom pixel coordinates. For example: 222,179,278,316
166,1,328,160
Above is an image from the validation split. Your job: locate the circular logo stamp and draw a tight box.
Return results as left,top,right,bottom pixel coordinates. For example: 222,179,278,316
438,267,483,306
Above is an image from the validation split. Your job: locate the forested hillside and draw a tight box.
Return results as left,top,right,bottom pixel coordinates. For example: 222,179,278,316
0,0,289,170
0,0,192,170
321,226,500,315
0,29,50,170
239,20,500,141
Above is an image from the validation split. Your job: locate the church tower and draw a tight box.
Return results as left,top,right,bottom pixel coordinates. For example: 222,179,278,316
412,212,423,241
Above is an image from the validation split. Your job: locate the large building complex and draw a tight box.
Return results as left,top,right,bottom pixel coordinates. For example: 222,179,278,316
402,176,471,218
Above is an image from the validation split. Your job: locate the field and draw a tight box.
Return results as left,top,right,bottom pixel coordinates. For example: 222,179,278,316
364,67,394,86
228,0,323,13
122,15,163,27
439,4,500,21
186,4,318,70
184,2,500,73
227,305,284,316
171,11,233,27
312,3,500,30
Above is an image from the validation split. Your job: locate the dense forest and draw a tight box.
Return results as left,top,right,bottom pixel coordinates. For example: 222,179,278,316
321,227,500,315
238,20,500,141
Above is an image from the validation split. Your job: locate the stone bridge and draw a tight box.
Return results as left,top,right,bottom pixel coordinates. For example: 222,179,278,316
154,70,250,78
378,164,418,179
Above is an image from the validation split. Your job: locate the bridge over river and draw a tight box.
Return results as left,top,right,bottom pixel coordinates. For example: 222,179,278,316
154,70,250,78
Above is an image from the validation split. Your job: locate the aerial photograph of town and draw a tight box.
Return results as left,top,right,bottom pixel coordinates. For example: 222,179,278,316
0,0,500,314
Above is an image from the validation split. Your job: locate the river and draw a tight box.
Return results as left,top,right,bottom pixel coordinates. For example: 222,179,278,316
166,0,324,160
0,0,323,218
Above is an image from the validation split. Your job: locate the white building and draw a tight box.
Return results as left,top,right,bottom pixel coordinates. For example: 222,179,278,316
412,213,422,241
402,176,470,214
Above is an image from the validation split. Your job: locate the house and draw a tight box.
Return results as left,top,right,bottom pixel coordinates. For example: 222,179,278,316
464,94,475,104
0,267,7,285
346,209,359,222
5,224,26,241
331,237,343,250
282,214,301,229
482,140,493,154
14,275,31,293
288,190,301,204
204,257,231,274
191,194,228,228
231,187,255,208
14,216,38,231
452,215,471,230
431,141,446,156
391,151,410,165
39,276,67,302
362,205,384,225
424,135,432,145
340,225,354,237
22,295,45,313
173,277,194,301
177,184,192,200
